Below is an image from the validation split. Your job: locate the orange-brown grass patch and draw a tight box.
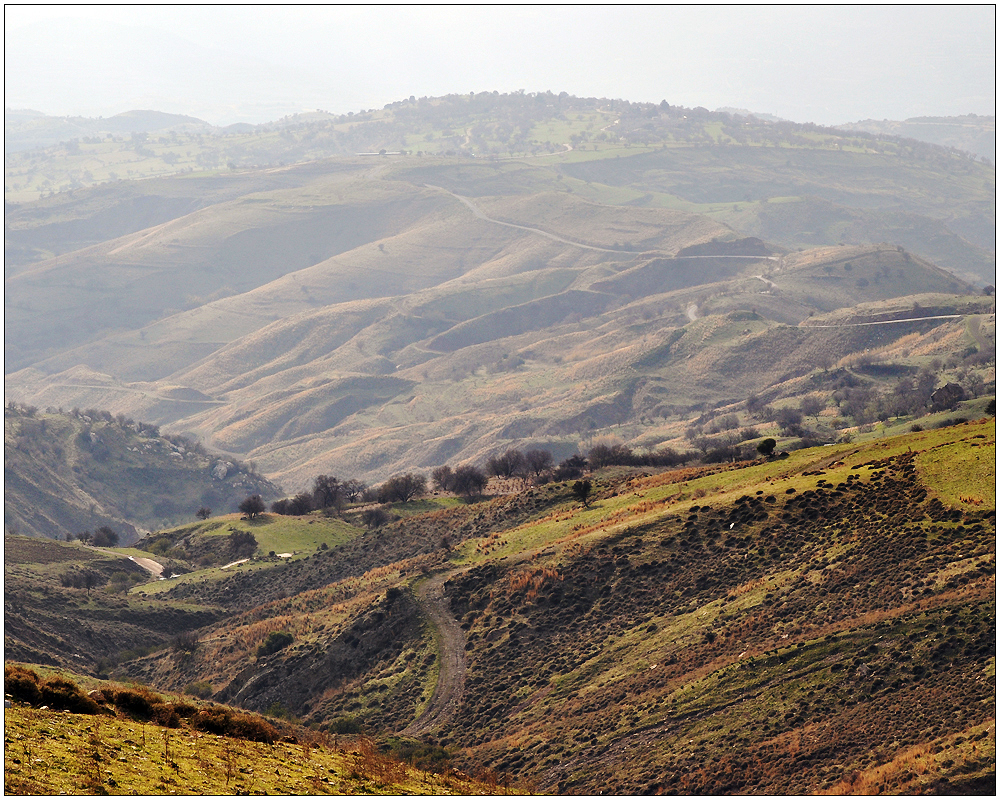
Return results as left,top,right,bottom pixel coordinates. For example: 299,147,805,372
499,566,563,603
818,721,995,795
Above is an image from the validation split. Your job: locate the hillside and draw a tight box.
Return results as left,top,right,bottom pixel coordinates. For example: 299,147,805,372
838,114,996,162
4,666,491,795
5,421,993,793
5,91,995,492
4,403,279,542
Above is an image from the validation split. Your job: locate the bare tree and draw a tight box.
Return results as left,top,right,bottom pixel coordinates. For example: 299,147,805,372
524,449,554,477
239,494,266,520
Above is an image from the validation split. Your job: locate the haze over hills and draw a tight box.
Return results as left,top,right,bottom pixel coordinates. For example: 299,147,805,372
3,88,995,796
4,93,995,493
839,114,996,163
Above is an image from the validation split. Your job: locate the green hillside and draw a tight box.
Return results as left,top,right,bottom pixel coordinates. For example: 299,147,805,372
4,665,491,795
4,403,280,541
5,421,993,794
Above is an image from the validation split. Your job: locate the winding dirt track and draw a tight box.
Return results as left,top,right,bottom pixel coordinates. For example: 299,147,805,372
402,570,468,737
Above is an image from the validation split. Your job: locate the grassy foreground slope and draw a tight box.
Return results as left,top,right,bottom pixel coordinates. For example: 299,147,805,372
68,418,993,795
3,666,491,795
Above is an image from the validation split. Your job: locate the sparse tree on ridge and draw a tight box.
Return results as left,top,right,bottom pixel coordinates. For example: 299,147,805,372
554,455,587,481
379,473,427,503
239,494,266,520
343,479,367,503
432,465,455,492
487,449,525,479
524,449,554,478
800,395,824,423
312,475,342,510
196,507,212,520
572,479,593,508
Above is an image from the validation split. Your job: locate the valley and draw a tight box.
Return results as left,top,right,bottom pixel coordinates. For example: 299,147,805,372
4,420,994,793
4,91,995,795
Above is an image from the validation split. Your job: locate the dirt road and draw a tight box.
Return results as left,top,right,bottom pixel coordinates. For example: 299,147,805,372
425,185,646,254
126,554,164,577
801,314,962,329
402,570,468,737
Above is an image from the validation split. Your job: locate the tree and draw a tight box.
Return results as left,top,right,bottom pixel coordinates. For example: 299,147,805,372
343,479,367,503
196,507,212,520
432,465,455,492
452,464,488,499
91,526,119,547
588,442,633,468
486,449,525,479
554,455,587,480
288,492,314,515
239,494,266,520
756,438,777,456
312,475,342,510
379,473,427,503
800,395,824,423
524,448,554,477
572,479,593,508
775,407,804,435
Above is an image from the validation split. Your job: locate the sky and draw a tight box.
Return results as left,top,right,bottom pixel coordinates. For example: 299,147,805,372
4,5,995,126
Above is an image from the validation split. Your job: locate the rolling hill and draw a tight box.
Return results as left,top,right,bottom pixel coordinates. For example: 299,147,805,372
5,91,995,496
5,420,994,793
838,114,996,162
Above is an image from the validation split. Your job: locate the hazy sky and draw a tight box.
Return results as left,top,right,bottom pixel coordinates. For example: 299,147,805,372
4,5,995,126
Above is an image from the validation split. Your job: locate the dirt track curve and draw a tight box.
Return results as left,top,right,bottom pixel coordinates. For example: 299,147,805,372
402,570,468,737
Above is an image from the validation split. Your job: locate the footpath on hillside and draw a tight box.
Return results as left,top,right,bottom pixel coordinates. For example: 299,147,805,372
401,570,469,737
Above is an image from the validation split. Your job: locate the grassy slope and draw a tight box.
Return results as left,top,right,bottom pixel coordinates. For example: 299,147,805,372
3,536,222,674
3,671,490,796
12,420,980,793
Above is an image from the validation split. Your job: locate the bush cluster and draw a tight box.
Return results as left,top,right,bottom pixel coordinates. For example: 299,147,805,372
4,665,278,743
256,630,294,658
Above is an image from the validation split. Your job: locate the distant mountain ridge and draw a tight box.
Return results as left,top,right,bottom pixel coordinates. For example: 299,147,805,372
5,92,995,490
838,113,995,161
4,108,213,152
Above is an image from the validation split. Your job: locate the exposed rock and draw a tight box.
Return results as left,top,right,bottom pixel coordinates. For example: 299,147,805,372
931,383,967,412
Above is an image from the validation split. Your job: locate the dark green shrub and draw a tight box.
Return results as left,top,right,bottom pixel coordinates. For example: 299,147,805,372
257,631,294,658
328,715,363,734
184,680,213,699
757,438,777,456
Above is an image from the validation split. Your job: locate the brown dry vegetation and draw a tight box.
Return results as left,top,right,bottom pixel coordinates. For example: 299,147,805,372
6,420,982,794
